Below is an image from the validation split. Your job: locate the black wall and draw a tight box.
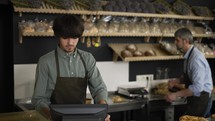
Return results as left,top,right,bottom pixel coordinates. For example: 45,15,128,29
0,2,14,112
0,0,9,4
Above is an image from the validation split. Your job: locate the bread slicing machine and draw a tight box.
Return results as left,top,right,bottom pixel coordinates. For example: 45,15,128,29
117,82,148,98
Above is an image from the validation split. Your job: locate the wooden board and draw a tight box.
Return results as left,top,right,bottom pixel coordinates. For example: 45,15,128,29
108,43,183,61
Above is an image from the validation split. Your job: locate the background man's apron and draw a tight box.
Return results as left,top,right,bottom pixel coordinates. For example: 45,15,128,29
184,47,209,117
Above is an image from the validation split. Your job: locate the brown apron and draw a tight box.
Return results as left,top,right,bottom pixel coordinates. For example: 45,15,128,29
50,49,88,104
184,47,209,117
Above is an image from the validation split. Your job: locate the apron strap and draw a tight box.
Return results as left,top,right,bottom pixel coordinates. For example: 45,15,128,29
55,48,88,80
184,47,194,88
55,49,60,77
77,50,89,81
185,46,194,74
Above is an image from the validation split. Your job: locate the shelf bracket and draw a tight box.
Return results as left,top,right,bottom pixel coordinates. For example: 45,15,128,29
18,28,23,44
157,37,163,42
19,12,22,17
144,37,150,43
113,52,119,61
96,15,100,20
196,37,203,43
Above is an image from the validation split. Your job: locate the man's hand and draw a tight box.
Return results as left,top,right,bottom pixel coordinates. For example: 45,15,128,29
165,93,177,103
39,107,51,120
168,78,180,89
99,99,111,121
105,114,111,121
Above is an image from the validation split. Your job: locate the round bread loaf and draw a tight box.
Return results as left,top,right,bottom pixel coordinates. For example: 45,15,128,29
112,96,125,103
126,44,137,52
144,50,156,56
121,50,133,58
133,50,143,57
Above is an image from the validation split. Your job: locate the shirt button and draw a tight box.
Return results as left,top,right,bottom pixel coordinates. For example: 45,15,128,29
71,72,74,75
70,60,72,63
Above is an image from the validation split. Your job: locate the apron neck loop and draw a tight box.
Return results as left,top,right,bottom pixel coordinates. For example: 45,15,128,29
55,48,89,81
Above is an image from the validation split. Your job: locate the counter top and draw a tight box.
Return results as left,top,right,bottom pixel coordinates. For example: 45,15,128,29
15,92,148,113
107,92,147,112
15,92,189,112
14,92,215,121
149,94,187,105
0,110,48,121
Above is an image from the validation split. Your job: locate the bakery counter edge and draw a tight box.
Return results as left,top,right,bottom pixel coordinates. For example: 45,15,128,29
16,91,214,113
107,91,147,113
15,91,147,113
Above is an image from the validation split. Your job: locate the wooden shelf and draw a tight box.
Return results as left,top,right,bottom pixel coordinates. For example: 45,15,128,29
108,43,183,61
97,33,163,37
192,34,215,38
19,31,215,44
22,31,97,37
13,2,214,44
13,2,214,21
205,55,215,59
22,31,54,36
21,31,215,38
97,11,214,21
19,31,98,43
108,43,215,62
13,2,97,15
162,33,215,38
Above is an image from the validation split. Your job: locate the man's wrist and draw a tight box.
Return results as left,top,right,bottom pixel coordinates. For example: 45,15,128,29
98,99,107,104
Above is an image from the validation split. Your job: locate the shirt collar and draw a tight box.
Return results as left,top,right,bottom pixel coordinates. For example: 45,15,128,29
184,45,194,59
57,46,77,58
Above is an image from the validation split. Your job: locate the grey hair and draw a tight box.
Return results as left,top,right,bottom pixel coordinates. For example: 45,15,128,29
174,28,193,44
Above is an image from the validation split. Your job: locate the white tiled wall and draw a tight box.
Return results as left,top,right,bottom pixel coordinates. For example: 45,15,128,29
14,62,129,99
14,64,37,99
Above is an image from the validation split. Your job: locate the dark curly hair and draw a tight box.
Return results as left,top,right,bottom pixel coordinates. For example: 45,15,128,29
53,15,84,39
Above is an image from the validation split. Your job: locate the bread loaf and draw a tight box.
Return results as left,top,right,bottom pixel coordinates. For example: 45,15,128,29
112,96,125,103
179,115,207,121
144,50,156,56
133,50,143,57
121,50,133,58
126,44,137,52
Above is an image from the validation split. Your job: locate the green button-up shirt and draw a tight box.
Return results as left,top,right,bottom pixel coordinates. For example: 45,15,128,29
32,46,108,110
